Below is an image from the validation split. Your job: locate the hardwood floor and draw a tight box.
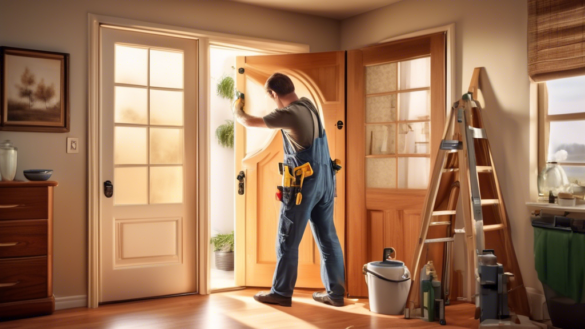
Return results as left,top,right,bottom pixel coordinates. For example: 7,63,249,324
1,289,479,329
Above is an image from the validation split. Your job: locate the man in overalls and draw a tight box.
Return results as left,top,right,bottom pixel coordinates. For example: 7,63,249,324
233,73,345,307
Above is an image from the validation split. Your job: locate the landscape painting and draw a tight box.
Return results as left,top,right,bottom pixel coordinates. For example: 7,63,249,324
1,47,69,132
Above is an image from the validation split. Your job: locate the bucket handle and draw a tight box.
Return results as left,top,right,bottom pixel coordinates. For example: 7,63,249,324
362,264,411,284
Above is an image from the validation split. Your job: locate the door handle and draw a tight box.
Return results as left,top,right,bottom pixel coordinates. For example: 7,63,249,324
104,180,113,198
236,171,245,195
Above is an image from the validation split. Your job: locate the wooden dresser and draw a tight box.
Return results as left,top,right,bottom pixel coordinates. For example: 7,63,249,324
0,181,57,319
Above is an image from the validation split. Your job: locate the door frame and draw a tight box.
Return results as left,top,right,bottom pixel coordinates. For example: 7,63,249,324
87,13,308,308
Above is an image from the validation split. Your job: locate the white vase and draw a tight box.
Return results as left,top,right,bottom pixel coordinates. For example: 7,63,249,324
0,140,17,181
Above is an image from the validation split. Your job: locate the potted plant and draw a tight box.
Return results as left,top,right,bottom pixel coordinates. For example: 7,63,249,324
215,74,240,148
210,232,234,271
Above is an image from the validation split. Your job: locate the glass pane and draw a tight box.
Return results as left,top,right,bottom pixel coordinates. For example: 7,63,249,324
399,57,430,90
398,157,430,189
115,45,147,85
150,166,183,204
366,158,396,188
366,63,397,94
150,49,183,89
150,89,183,126
115,86,147,124
115,127,147,165
366,124,396,155
114,167,147,205
398,122,430,154
366,94,396,123
546,75,585,115
548,120,585,163
150,128,183,164
399,90,430,121
562,166,585,187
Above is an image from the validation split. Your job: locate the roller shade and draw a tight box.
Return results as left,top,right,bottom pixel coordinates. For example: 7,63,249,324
528,0,585,81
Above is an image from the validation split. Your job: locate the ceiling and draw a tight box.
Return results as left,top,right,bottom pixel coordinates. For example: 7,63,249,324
227,0,402,20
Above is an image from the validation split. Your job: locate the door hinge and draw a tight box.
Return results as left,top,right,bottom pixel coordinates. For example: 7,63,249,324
237,171,245,195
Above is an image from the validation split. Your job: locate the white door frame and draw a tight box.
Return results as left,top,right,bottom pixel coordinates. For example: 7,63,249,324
87,13,308,308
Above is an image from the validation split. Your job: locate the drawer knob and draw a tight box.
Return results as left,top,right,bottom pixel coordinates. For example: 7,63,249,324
0,281,19,288
0,242,18,247
0,204,21,209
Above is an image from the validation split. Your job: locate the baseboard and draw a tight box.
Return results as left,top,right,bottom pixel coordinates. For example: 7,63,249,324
55,295,87,310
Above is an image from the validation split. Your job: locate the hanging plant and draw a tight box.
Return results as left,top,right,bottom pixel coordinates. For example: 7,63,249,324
216,120,234,148
216,75,235,100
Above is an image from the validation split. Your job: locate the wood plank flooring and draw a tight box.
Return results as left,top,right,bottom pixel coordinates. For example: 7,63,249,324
1,289,479,329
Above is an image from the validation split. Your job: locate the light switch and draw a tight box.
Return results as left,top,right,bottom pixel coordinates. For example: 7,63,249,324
67,137,79,154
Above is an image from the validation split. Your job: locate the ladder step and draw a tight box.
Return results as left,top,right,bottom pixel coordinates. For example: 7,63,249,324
484,224,505,232
432,210,456,216
469,127,487,139
430,221,452,226
481,199,500,205
424,237,455,244
477,166,493,173
440,140,462,150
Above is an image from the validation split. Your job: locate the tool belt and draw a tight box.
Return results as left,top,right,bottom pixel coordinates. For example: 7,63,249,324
275,159,341,206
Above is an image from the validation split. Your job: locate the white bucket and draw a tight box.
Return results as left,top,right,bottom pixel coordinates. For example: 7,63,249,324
364,260,411,315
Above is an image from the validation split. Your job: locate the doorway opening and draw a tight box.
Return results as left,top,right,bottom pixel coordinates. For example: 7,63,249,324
209,46,259,290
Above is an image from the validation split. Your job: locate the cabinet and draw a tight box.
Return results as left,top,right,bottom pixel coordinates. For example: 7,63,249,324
0,181,57,319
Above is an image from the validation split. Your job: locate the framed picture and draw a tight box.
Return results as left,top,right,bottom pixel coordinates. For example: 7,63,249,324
0,47,69,132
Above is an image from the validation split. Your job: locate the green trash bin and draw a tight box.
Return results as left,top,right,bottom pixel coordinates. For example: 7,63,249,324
532,216,585,329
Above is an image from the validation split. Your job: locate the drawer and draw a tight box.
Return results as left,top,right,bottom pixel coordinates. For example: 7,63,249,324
0,220,47,258
0,257,47,303
0,187,48,220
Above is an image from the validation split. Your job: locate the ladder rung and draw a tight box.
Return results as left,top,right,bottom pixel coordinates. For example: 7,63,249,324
481,199,500,205
432,210,456,216
469,127,487,139
430,221,451,226
484,224,505,232
442,168,459,173
477,166,493,173
424,237,455,244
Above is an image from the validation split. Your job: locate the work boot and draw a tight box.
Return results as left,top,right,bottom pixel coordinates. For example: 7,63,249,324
312,291,344,307
253,291,292,307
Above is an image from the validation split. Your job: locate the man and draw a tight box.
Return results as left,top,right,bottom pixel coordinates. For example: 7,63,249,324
233,73,345,307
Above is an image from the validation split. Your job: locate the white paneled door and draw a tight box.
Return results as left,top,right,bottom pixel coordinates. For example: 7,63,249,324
100,27,198,302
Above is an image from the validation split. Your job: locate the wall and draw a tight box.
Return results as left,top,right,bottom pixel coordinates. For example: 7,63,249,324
0,0,339,300
342,0,539,294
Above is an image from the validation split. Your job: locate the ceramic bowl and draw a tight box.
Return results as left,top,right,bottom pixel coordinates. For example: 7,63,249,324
23,169,53,181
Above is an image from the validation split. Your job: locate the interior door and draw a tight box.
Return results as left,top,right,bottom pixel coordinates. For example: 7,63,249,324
100,27,198,302
346,33,446,297
235,52,345,288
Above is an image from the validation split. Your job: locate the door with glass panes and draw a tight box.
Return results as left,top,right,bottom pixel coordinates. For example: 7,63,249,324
100,27,197,302
346,33,446,297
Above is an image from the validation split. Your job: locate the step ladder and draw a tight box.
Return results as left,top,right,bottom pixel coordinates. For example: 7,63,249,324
404,68,530,319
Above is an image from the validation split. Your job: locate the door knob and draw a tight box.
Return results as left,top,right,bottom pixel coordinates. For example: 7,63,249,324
104,180,113,198
236,171,245,195
336,120,344,130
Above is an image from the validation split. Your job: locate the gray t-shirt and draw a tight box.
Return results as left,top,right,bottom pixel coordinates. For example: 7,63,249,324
263,97,320,152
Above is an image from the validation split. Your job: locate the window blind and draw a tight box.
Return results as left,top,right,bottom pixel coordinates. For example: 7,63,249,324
528,0,585,81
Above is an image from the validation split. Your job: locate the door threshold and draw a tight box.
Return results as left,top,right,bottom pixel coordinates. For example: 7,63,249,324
99,292,199,305
211,286,246,294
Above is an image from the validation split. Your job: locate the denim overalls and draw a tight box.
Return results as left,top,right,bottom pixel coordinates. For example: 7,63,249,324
270,101,346,300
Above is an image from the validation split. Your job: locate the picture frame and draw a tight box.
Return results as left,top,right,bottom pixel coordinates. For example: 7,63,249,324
0,46,69,132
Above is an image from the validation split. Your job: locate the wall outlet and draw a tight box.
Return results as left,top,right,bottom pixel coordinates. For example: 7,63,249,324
67,137,79,154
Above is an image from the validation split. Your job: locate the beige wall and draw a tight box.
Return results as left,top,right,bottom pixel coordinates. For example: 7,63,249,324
342,0,539,293
0,0,339,299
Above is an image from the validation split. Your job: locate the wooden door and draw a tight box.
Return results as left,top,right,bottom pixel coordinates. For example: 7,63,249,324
346,33,446,297
235,52,345,288
100,27,198,302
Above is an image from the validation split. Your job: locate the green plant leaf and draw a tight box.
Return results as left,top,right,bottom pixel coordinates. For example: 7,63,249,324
216,76,235,100
215,120,234,148
210,231,234,252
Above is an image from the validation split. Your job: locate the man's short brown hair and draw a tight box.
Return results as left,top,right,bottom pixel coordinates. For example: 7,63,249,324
265,73,295,96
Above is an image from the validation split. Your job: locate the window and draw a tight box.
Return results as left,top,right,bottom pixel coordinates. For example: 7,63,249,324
538,75,585,190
